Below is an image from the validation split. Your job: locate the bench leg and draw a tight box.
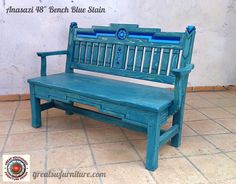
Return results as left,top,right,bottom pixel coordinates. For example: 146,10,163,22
171,106,185,147
65,102,74,115
30,95,42,128
146,118,160,171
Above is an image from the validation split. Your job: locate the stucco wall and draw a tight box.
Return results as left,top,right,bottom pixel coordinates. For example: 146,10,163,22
0,0,236,95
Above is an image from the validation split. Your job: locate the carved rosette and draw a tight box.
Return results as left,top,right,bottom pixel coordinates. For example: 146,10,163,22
117,28,127,40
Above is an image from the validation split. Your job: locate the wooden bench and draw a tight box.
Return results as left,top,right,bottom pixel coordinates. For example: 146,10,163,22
28,23,196,171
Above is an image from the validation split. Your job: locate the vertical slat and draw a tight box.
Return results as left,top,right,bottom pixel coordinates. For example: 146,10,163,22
151,48,161,73
85,42,92,64
134,46,144,72
177,50,183,69
160,48,170,75
105,43,113,67
98,43,106,66
79,42,86,63
166,49,173,76
126,46,136,70
110,44,115,67
92,43,99,65
73,41,80,65
122,45,128,69
170,49,180,75
142,47,152,73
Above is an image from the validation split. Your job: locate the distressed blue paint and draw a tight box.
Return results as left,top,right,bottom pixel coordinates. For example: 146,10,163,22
28,23,196,171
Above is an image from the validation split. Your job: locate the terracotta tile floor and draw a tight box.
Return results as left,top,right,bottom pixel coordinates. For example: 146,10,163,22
0,90,236,184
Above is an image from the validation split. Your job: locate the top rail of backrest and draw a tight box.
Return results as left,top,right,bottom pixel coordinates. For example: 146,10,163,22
66,23,196,85
73,23,186,49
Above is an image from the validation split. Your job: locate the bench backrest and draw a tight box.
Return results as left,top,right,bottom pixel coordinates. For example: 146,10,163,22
66,23,196,85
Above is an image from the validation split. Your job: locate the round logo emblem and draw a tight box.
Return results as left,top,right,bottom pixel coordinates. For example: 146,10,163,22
117,28,127,40
4,156,29,181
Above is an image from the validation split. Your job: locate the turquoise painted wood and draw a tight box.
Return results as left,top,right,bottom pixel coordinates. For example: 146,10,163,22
28,23,196,171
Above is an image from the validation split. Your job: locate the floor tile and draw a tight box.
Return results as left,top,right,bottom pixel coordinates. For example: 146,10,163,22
30,174,45,184
47,145,94,170
48,116,83,132
225,151,236,162
188,154,236,182
131,140,182,160
215,118,236,132
198,108,234,119
122,128,146,140
197,92,224,99
187,99,216,108
47,167,101,184
48,129,88,147
5,132,46,152
208,98,236,107
1,175,44,184
224,107,236,115
187,119,229,135
217,91,236,98
185,104,193,110
0,121,11,135
184,109,208,122
15,109,47,120
152,157,208,184
83,117,114,129
216,179,236,184
48,108,67,118
182,124,198,136
91,142,140,165
18,100,31,110
98,161,155,184
10,119,46,134
204,133,236,151
0,101,18,111
86,127,127,144
178,136,220,156
0,110,15,121
0,136,6,151
186,93,202,101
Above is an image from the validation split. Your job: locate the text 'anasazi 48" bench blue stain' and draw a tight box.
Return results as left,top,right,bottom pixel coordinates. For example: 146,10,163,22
28,23,196,171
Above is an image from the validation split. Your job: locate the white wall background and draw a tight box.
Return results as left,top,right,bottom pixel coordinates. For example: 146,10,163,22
0,0,236,95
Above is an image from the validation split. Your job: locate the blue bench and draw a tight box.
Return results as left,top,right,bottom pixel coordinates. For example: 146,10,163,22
28,23,196,171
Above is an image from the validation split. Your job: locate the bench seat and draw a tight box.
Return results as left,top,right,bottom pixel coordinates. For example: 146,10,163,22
28,73,174,112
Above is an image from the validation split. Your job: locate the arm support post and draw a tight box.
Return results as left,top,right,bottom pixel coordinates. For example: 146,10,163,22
171,64,194,112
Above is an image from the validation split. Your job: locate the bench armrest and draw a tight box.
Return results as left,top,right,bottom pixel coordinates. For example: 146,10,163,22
171,64,194,113
171,64,194,77
37,50,68,76
37,50,68,57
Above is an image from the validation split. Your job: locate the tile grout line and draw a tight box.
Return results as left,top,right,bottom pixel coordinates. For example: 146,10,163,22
178,102,229,181
80,116,104,184
185,114,236,164
188,105,236,164
177,149,210,182
0,101,20,154
195,93,236,117
119,128,159,184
